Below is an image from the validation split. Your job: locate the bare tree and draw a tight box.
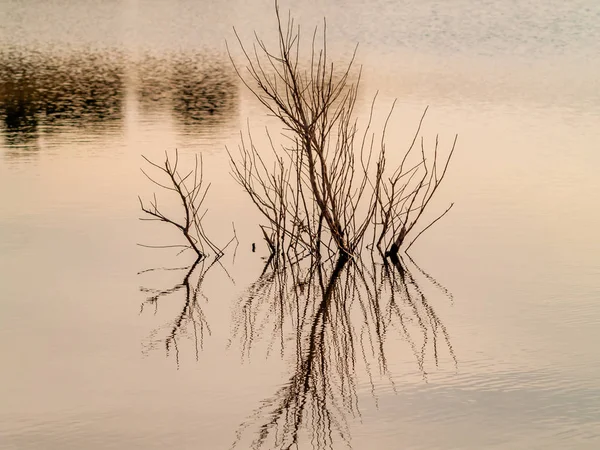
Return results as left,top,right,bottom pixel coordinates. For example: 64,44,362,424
375,107,457,255
228,1,456,261
228,2,385,260
138,149,223,258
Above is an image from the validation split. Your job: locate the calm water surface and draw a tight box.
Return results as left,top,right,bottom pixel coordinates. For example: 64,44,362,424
1,1,600,449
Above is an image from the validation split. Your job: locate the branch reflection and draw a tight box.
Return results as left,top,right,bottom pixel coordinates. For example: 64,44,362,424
139,256,221,367
231,253,456,449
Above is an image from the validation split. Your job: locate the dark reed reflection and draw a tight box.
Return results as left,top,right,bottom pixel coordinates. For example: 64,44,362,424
136,52,238,133
230,253,456,450
139,256,221,368
0,48,125,153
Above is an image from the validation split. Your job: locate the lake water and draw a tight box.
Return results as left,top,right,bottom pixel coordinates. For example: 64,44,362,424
1,1,600,449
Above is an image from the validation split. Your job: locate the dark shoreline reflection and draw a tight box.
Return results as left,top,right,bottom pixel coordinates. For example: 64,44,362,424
0,48,125,153
1,48,240,156
229,252,456,449
135,51,238,133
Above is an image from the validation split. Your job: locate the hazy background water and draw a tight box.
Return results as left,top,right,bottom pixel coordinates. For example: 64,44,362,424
1,0,600,449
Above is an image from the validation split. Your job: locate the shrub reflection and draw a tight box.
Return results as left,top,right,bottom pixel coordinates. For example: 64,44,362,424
230,253,456,449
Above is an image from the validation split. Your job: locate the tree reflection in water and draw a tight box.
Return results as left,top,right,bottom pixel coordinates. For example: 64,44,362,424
139,256,222,368
135,51,238,132
0,48,239,154
0,48,125,151
230,253,456,449
138,247,454,448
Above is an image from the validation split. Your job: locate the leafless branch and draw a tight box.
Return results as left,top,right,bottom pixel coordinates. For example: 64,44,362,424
139,149,224,259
